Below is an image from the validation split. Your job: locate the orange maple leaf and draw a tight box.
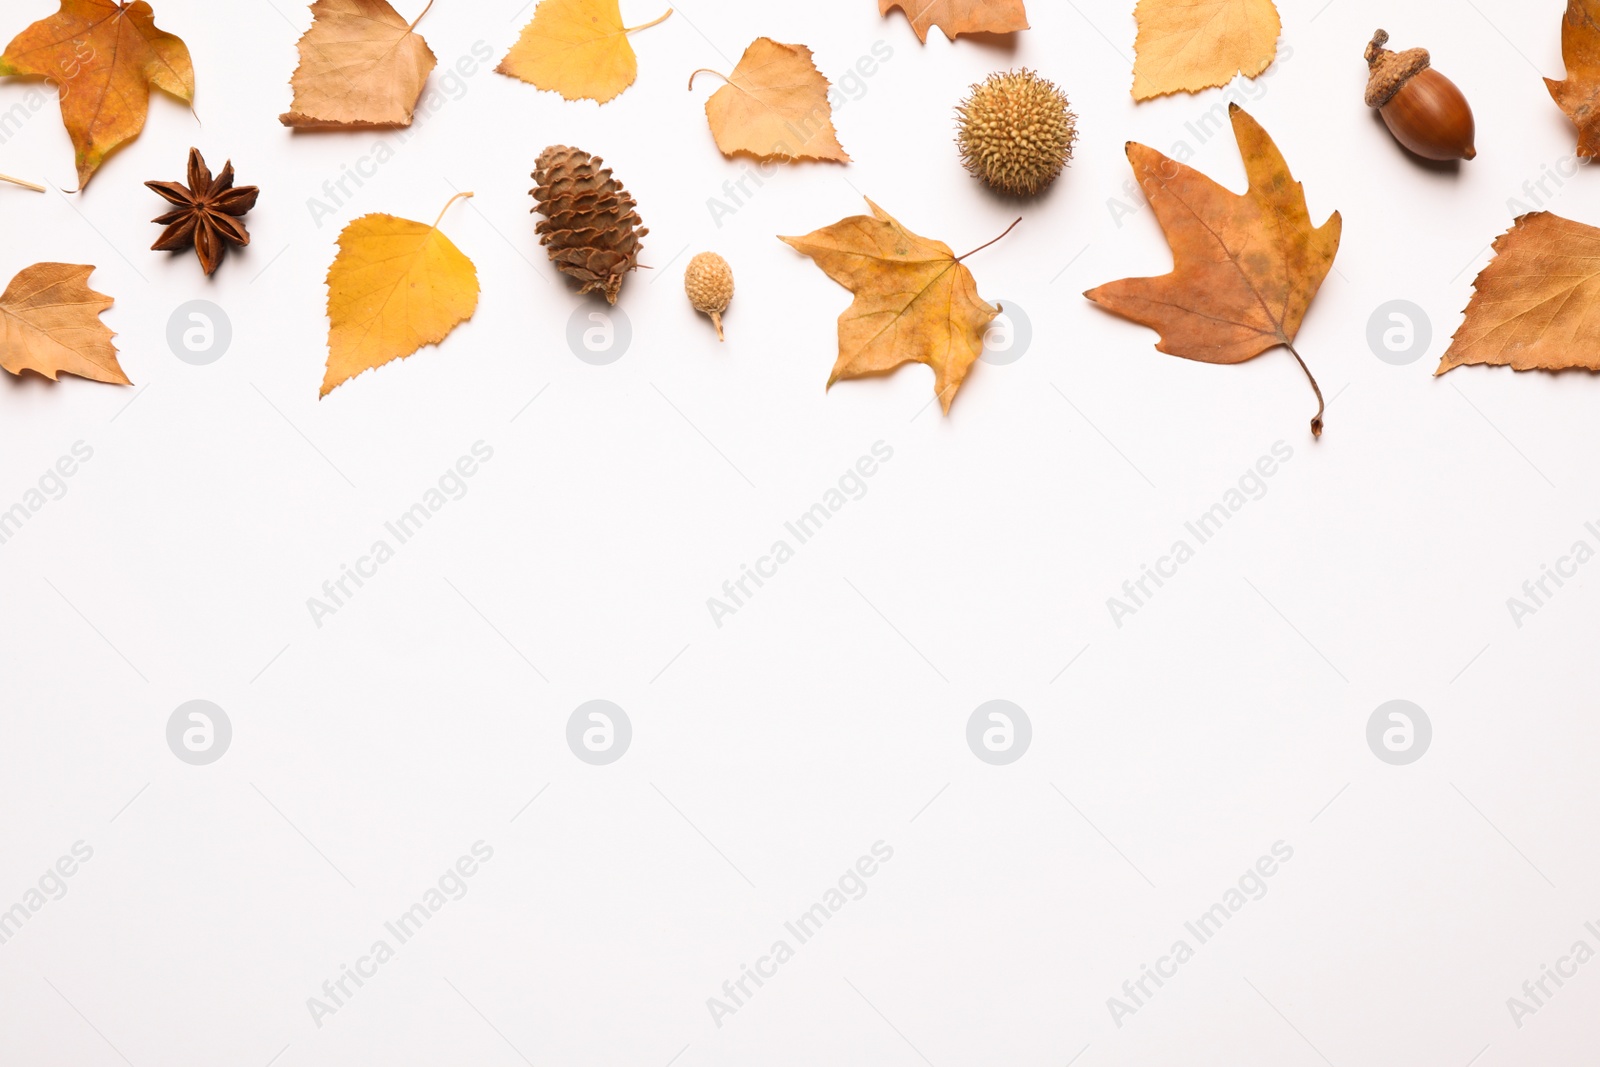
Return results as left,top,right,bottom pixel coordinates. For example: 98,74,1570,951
0,0,194,189
1085,105,1342,436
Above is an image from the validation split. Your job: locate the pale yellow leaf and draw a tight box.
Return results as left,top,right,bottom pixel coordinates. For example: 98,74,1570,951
695,38,849,163
1131,0,1281,101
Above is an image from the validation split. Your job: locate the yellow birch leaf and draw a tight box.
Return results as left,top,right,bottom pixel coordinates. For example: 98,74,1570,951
323,193,479,397
496,0,671,104
781,198,1008,414
280,0,438,129
0,263,127,385
0,0,194,189
1131,0,1281,101
691,38,850,163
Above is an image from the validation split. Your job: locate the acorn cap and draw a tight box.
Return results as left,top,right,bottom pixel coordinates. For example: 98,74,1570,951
1364,30,1431,109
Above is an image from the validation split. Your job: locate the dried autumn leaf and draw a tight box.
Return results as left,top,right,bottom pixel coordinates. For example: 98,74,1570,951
322,193,479,396
781,198,1009,413
0,264,127,385
0,0,194,188
1546,0,1600,157
497,0,671,104
879,0,1028,43
1085,105,1341,436
1436,212,1600,375
280,0,438,129
690,38,849,163
1131,0,1280,101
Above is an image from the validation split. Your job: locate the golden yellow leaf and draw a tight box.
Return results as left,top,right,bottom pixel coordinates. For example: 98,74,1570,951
1085,105,1341,435
0,263,127,385
1437,212,1600,375
690,38,848,163
323,193,479,397
0,0,194,188
496,0,671,104
781,198,1006,414
879,0,1028,43
1131,0,1280,101
280,0,438,128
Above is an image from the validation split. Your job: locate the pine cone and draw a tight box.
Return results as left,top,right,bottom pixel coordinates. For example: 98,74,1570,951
531,146,647,305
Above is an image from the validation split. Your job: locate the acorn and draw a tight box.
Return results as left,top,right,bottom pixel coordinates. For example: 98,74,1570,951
956,69,1077,197
1363,30,1476,161
685,252,733,340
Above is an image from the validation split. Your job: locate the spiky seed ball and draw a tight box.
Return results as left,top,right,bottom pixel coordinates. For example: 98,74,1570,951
685,252,734,341
956,70,1077,197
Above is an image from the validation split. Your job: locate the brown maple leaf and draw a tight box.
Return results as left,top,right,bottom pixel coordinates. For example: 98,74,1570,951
879,0,1028,43
0,0,194,189
781,199,1011,413
1547,0,1600,157
1436,212,1600,375
146,148,259,276
0,263,128,385
1085,104,1342,436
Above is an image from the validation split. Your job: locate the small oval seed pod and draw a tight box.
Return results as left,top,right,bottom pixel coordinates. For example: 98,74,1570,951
685,252,734,341
1364,30,1476,161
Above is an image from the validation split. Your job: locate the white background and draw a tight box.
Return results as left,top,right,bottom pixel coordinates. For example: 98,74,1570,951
1,0,1597,1063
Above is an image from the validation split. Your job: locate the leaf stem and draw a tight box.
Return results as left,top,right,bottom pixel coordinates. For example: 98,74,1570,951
409,0,436,31
625,8,673,33
1283,340,1325,438
956,217,1022,263
687,68,728,91
433,190,473,229
0,172,45,192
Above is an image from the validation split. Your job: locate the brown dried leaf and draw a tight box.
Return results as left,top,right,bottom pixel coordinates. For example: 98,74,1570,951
1085,105,1341,436
0,264,127,385
1437,212,1600,375
280,0,437,128
693,39,849,163
781,198,1002,413
878,0,1028,43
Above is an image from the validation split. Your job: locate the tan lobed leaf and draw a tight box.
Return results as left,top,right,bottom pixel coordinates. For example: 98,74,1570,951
780,198,1003,413
691,38,849,163
1085,105,1341,436
322,193,479,396
0,263,127,385
497,0,671,104
0,0,194,188
1546,0,1600,157
878,0,1028,42
1437,212,1600,375
280,0,438,128
1131,0,1280,101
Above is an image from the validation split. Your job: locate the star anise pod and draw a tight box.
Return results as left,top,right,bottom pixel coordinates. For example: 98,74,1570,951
146,148,260,276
